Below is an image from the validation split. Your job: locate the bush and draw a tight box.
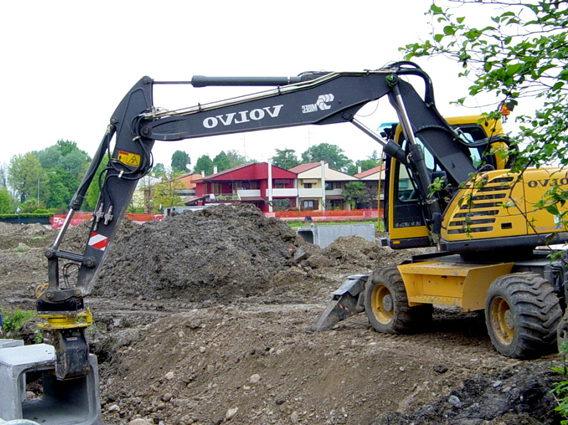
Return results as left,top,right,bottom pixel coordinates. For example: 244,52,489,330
551,342,568,423
1,309,35,333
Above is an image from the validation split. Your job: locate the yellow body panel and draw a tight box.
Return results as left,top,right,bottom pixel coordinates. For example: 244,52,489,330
398,261,514,311
441,167,568,242
444,115,503,136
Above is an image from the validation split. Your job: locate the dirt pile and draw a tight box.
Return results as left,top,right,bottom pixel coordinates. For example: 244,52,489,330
92,204,303,303
91,204,393,305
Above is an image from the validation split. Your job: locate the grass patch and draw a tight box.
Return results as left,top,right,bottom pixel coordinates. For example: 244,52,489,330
2,308,35,333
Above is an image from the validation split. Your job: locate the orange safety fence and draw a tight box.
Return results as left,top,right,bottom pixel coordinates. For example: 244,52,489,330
50,213,164,229
263,209,382,222
50,209,381,229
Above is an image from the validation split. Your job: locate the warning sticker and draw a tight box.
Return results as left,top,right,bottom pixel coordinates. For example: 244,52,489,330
88,232,109,251
117,151,141,167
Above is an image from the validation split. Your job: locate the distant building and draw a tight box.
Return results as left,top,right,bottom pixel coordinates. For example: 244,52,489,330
190,163,297,212
289,162,357,210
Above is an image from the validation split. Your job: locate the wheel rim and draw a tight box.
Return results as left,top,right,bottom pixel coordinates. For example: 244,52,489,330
490,296,515,346
371,284,394,325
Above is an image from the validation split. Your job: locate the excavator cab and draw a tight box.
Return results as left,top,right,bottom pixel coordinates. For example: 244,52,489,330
384,115,511,249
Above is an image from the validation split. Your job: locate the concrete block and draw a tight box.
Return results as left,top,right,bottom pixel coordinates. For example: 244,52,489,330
297,224,375,248
0,344,102,425
0,340,24,349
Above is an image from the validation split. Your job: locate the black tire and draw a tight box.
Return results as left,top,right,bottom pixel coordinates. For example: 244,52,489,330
364,266,433,334
485,272,561,359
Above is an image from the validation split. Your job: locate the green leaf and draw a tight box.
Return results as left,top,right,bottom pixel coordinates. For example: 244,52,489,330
430,4,443,15
545,205,560,215
506,63,523,76
444,26,456,36
434,34,444,43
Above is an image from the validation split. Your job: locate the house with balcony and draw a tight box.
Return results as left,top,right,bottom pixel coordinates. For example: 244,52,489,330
354,164,385,209
190,163,297,212
289,162,358,211
176,172,203,198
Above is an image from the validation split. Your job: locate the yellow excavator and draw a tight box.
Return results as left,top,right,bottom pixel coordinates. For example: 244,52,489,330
311,112,568,360
3,61,567,424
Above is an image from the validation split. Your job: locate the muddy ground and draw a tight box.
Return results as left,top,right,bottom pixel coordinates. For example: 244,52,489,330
0,203,565,425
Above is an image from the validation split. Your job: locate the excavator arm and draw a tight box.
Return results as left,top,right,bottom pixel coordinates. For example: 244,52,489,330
37,61,478,379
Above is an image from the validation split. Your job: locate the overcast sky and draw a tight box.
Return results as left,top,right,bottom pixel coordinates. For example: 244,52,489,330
0,1,495,171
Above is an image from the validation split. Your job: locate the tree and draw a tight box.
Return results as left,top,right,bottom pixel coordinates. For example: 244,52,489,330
347,151,382,175
193,155,214,176
343,181,370,209
36,140,91,209
403,1,568,170
152,163,167,178
171,150,191,174
0,165,8,188
225,150,250,168
7,153,44,203
271,148,300,169
0,187,14,213
85,154,111,212
301,143,352,172
213,151,231,172
151,171,185,212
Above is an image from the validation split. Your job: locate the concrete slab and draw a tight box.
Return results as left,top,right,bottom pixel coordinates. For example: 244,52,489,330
297,224,376,248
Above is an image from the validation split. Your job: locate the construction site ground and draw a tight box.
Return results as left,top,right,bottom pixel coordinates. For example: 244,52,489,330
0,203,564,425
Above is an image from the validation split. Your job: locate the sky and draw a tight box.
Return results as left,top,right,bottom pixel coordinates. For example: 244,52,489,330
0,1,496,172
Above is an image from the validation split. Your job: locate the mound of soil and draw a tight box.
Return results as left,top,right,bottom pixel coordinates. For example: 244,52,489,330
93,204,304,303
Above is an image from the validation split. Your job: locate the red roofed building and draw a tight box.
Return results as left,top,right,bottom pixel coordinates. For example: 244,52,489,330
354,164,385,209
191,163,297,212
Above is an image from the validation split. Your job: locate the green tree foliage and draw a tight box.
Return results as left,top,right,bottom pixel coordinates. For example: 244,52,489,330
151,171,185,212
226,149,250,168
0,165,8,188
85,154,111,212
34,140,91,210
403,1,568,169
46,174,71,211
152,163,167,178
171,150,191,174
301,143,352,172
193,155,214,176
0,187,14,213
7,153,44,203
213,151,232,172
343,181,370,209
347,151,382,175
37,140,90,176
271,148,300,169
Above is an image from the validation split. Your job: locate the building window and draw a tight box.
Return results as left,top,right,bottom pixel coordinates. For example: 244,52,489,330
325,182,334,190
303,200,315,209
304,183,312,188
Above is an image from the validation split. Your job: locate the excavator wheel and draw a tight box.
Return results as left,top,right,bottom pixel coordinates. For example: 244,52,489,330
485,272,561,359
364,266,432,334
